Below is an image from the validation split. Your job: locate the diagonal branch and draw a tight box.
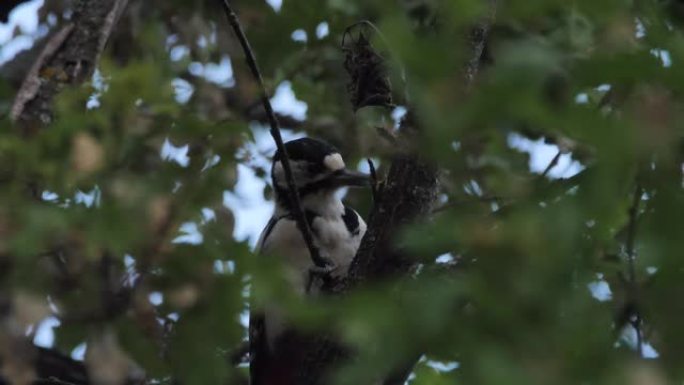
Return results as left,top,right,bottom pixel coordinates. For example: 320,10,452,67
540,150,562,178
218,0,327,269
11,0,129,133
10,24,74,123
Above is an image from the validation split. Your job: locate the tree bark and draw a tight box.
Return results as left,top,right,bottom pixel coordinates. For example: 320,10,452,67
10,0,128,134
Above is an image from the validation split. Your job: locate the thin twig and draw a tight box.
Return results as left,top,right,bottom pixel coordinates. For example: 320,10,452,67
94,0,129,65
218,1,327,268
367,158,379,203
540,150,562,178
35,377,77,385
10,24,74,122
625,181,643,357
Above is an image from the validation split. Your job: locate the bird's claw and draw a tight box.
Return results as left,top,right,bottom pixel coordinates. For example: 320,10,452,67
309,263,337,277
306,259,337,293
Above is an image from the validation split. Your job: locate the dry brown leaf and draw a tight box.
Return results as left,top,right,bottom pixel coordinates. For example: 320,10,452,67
71,132,105,175
169,284,199,309
85,330,131,385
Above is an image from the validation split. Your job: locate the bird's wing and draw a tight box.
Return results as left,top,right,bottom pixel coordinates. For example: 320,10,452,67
251,214,302,385
255,215,280,254
342,205,364,237
250,216,274,385
250,215,277,385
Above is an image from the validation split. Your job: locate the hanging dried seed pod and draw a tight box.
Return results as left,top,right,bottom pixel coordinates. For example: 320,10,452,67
342,22,394,112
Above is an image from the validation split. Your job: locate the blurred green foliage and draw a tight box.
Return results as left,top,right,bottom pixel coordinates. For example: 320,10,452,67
2,0,684,384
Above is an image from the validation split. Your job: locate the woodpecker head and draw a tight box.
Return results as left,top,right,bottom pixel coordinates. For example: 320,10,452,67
272,138,368,210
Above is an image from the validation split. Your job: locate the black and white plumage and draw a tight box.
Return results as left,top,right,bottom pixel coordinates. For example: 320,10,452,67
250,138,368,385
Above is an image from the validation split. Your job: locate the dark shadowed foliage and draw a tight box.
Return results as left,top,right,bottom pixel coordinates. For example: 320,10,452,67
1,0,683,384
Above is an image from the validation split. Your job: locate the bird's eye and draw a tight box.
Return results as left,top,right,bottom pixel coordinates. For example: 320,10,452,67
307,162,325,175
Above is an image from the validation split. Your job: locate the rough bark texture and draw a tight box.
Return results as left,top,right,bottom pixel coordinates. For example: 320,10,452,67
348,154,439,280
10,0,128,133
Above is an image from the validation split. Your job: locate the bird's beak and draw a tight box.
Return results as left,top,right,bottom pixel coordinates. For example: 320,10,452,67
328,169,370,188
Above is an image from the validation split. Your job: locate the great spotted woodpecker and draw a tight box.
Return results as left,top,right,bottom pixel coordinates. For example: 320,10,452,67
250,138,368,385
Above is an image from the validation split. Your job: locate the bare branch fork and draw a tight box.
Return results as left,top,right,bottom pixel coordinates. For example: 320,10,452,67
218,0,328,269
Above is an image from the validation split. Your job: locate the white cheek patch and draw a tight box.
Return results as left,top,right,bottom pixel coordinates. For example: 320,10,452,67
273,160,309,187
323,153,345,171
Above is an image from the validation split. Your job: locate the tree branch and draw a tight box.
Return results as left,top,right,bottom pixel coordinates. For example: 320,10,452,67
218,0,327,269
367,158,379,203
348,151,439,281
11,0,129,133
10,24,75,124
541,150,562,178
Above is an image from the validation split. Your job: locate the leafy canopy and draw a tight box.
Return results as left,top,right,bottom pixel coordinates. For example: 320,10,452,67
1,0,684,384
